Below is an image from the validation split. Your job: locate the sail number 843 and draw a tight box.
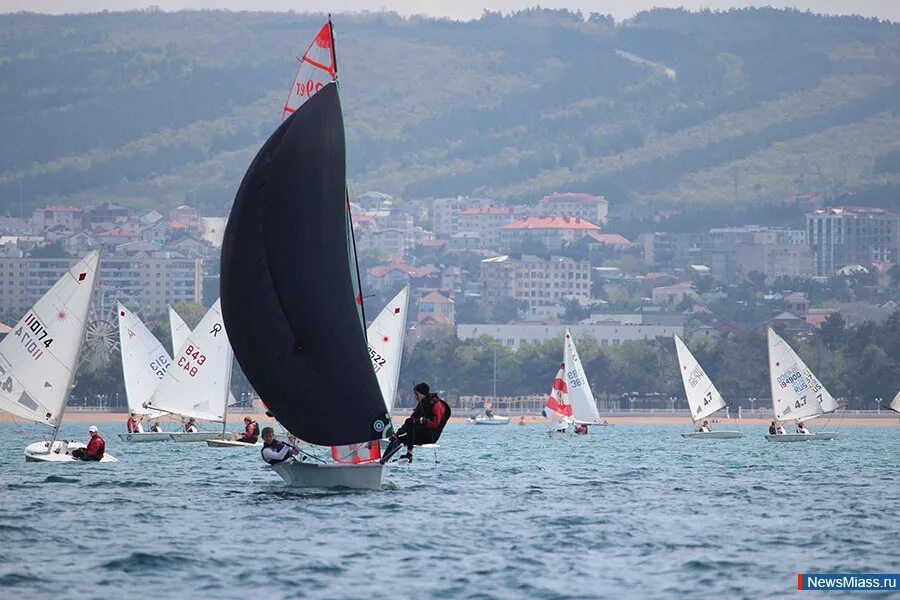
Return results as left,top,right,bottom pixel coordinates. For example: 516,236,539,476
177,344,206,377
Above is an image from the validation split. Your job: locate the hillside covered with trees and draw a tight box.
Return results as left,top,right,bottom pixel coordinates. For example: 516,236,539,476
1,7,898,217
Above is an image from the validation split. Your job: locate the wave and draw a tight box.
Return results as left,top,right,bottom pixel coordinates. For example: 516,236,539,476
102,552,196,573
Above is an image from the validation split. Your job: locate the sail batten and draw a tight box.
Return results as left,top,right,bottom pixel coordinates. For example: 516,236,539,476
767,328,837,422
221,82,389,446
674,335,727,422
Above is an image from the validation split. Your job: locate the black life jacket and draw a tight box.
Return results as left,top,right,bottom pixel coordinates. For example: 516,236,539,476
261,439,292,464
768,425,777,434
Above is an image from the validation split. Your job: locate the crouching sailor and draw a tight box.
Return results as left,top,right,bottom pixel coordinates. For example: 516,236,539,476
260,427,298,465
72,425,105,461
380,382,451,464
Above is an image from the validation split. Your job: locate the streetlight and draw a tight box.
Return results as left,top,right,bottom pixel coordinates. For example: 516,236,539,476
749,396,756,413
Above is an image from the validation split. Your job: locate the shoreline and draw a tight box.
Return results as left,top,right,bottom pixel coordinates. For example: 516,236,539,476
3,411,897,428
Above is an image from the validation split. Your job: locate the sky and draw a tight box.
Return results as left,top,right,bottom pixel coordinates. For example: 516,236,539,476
1,1,898,22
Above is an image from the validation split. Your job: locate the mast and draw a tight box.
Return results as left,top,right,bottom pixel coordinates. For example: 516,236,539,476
221,349,234,440
49,248,102,449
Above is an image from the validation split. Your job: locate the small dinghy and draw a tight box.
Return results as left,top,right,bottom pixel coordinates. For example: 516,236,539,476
543,330,603,438
0,250,118,464
221,24,415,489
674,335,743,439
764,328,839,442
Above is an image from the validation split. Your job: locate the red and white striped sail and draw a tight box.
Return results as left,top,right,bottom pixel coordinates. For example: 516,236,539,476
543,364,574,424
282,22,337,121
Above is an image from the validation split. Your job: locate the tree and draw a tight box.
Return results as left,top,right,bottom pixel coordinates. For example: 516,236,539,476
491,296,524,323
816,312,845,351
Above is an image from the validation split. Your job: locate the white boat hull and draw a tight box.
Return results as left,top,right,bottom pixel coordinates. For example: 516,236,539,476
808,432,839,440
681,431,745,439
117,432,172,443
206,438,261,448
765,433,811,442
25,441,118,463
271,460,385,490
471,416,510,425
169,432,222,443
548,430,589,439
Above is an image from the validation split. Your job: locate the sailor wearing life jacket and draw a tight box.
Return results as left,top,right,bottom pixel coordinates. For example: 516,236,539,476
260,427,299,464
238,417,260,443
381,382,451,464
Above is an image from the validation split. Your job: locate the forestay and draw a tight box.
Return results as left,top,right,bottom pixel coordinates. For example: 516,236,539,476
767,328,838,422
118,303,169,418
282,22,336,120
0,251,99,427
564,330,601,424
674,335,726,421
146,300,233,422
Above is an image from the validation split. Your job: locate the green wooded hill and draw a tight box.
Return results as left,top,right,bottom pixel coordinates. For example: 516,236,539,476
1,7,898,217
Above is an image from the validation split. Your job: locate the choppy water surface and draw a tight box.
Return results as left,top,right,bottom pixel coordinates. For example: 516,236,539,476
0,422,898,599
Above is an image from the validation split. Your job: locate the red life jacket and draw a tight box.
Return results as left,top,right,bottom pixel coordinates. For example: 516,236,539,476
86,436,105,460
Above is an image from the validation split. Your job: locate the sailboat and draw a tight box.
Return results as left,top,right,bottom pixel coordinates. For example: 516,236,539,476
674,335,743,439
0,250,117,462
890,391,900,414
765,327,839,442
543,329,602,438
221,20,396,490
116,303,175,442
168,304,190,358
470,347,510,425
144,299,233,442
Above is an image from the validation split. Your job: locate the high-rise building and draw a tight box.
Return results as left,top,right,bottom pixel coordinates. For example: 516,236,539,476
481,254,591,310
807,207,900,276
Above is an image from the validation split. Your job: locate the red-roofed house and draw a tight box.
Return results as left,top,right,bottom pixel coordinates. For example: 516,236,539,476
539,192,608,226
501,216,601,252
366,262,439,292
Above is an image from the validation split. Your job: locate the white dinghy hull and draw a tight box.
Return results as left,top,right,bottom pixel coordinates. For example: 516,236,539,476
548,430,589,440
808,432,839,440
25,441,118,463
118,432,172,443
169,432,222,443
765,434,812,442
271,460,385,490
206,438,261,448
681,431,744,439
471,416,510,425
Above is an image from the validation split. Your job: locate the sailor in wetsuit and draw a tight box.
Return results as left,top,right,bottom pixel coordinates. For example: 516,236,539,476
260,427,299,464
381,382,450,464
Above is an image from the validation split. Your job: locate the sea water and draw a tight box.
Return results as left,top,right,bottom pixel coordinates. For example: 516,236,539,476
0,422,898,599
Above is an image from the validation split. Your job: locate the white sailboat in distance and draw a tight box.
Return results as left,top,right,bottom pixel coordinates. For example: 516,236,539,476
145,299,233,442
765,327,839,442
116,303,173,442
674,335,743,439
0,250,117,462
543,329,602,438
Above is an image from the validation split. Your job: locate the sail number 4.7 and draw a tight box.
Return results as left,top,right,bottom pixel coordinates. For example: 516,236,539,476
177,345,206,377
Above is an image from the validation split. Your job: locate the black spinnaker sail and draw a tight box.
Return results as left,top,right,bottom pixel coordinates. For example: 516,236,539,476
220,82,390,446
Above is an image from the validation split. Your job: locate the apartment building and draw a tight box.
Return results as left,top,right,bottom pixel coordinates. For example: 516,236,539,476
0,253,202,316
807,207,900,276
481,254,592,309
538,192,608,227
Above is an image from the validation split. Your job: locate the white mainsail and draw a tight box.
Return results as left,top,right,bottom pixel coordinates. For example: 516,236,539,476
564,330,601,424
146,299,232,422
117,302,169,418
168,304,190,359
889,390,900,413
767,328,838,422
0,251,99,427
366,286,409,414
674,335,727,421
